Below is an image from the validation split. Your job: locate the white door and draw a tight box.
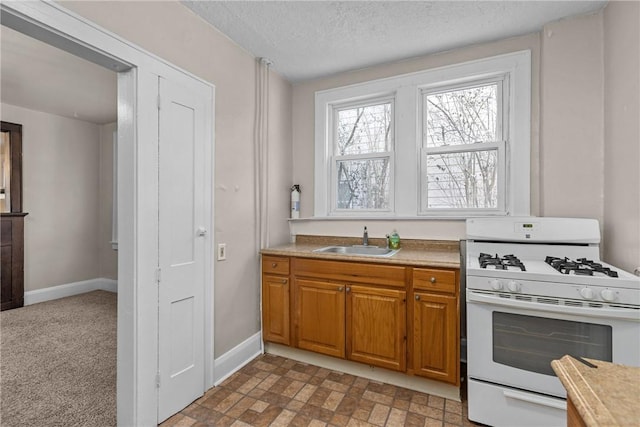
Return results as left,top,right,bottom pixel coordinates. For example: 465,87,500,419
158,76,208,422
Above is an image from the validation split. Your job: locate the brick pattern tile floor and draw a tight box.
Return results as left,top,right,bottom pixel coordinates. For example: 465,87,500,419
160,354,479,427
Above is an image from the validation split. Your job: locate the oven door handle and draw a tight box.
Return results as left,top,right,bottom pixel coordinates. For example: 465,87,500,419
503,389,566,410
467,291,640,321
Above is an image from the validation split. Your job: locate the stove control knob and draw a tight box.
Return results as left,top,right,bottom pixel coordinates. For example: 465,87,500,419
490,280,503,291
600,289,616,302
580,287,595,300
507,281,521,293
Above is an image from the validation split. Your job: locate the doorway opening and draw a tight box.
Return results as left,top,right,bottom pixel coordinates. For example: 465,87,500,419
1,2,215,425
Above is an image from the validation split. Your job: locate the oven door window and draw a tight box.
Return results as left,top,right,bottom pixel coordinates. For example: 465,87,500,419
493,312,612,376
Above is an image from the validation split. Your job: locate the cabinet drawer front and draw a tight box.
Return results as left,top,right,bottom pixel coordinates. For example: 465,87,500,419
294,258,405,288
413,268,456,294
262,256,290,275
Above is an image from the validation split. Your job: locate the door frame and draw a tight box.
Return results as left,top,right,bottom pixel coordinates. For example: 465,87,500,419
0,2,215,425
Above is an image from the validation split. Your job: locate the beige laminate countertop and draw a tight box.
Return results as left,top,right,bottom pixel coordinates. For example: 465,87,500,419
551,355,640,427
261,235,460,269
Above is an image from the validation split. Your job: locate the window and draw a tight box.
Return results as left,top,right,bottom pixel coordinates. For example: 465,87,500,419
315,51,531,218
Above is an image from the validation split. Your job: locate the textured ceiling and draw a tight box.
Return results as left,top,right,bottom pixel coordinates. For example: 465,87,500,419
183,1,607,82
1,25,117,124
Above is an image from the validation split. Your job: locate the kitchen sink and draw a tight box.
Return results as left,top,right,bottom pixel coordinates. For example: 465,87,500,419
312,245,399,257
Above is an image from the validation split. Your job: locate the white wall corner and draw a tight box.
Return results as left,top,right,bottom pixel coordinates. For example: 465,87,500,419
213,332,263,386
24,277,118,306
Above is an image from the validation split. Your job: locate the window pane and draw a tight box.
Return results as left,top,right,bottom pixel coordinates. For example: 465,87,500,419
337,102,391,155
425,84,498,147
425,150,497,209
337,158,390,209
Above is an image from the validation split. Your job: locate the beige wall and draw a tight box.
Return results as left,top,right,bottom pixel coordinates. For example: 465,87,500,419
540,12,604,223
98,122,117,280
0,103,116,291
602,1,640,273
61,1,293,356
290,7,638,271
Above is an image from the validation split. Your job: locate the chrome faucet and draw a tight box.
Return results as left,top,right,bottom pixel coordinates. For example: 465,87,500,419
362,226,369,246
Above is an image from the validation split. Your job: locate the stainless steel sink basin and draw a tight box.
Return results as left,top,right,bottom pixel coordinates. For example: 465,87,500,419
312,245,399,257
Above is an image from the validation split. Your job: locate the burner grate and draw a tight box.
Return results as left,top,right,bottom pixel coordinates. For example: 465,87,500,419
479,253,526,271
544,256,619,278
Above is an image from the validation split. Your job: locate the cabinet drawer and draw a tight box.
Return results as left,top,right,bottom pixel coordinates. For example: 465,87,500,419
413,268,456,294
262,256,290,275
293,258,406,288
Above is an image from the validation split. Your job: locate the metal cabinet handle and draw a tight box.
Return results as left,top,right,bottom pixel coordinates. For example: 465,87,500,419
338,286,344,292
415,295,421,300
430,277,436,283
272,263,277,268
346,287,351,293
281,279,287,284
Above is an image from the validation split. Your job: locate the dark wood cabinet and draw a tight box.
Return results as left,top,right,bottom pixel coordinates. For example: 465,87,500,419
1,213,27,311
1,121,26,311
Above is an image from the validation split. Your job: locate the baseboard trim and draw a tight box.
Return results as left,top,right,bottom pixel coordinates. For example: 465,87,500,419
265,343,461,402
213,331,263,386
24,278,118,306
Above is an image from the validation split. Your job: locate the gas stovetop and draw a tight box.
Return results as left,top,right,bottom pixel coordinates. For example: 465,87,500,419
465,217,640,303
477,253,622,278
467,249,639,289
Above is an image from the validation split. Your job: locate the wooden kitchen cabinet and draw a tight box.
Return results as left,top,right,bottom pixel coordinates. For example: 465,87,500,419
412,267,459,385
295,277,345,358
261,256,291,345
346,285,406,372
261,254,460,385
262,274,290,345
293,258,407,370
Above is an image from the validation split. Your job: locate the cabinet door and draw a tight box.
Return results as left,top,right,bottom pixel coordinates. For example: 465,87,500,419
413,291,458,384
347,285,406,372
295,278,345,358
262,274,290,345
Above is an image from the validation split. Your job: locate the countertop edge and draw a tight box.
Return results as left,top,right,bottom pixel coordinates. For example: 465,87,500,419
551,356,619,427
260,247,460,269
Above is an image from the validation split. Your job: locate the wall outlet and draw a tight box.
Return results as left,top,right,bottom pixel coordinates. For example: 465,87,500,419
217,243,226,261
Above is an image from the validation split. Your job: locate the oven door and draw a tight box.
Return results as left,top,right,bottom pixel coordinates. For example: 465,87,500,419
467,289,640,397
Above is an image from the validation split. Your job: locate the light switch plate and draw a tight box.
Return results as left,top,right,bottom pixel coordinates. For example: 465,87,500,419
217,243,226,261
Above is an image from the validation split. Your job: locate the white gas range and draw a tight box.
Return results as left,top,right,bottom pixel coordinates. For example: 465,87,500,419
465,217,640,427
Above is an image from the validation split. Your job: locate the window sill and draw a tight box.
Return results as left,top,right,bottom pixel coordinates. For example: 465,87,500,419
289,216,467,222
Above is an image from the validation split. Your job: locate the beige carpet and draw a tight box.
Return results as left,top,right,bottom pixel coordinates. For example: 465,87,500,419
0,290,116,427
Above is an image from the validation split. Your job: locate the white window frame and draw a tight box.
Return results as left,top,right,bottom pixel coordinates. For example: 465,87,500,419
314,50,531,218
330,96,395,215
